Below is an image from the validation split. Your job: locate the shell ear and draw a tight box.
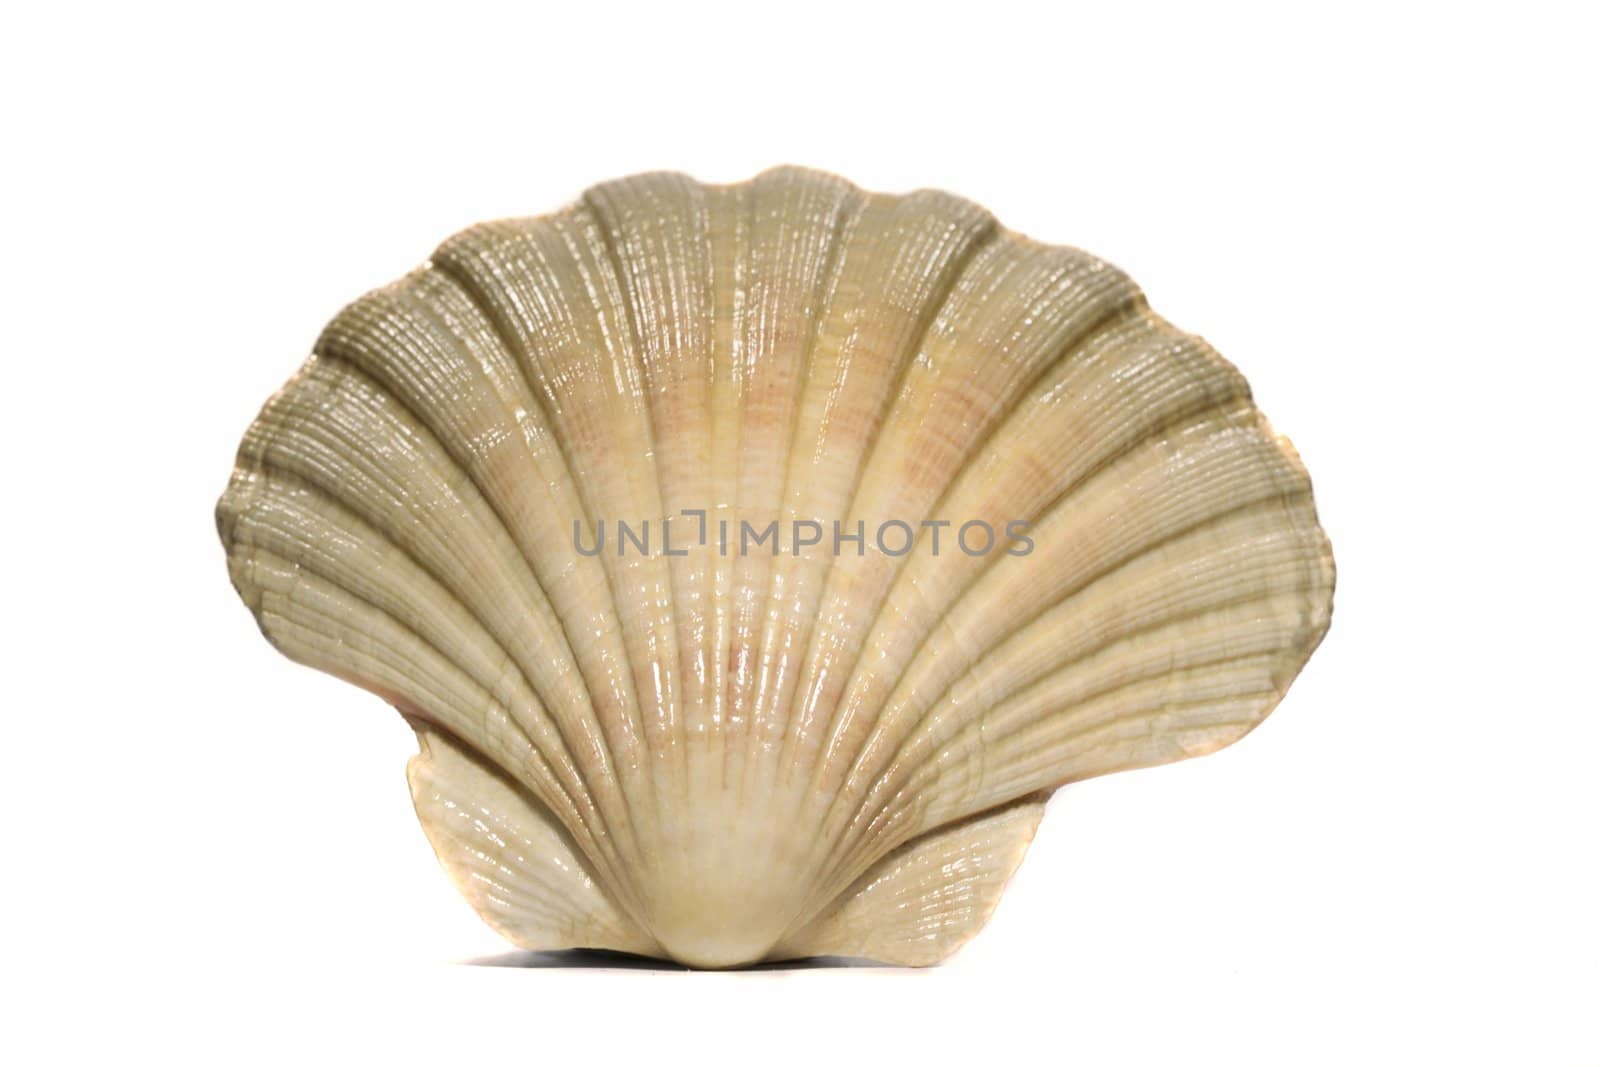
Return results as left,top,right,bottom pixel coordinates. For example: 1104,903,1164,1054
407,728,661,958
771,794,1048,966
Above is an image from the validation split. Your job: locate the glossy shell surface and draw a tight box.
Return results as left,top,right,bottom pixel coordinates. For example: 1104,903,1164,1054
218,167,1334,967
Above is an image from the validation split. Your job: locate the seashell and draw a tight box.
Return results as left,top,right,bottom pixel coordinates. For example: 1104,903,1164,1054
217,166,1334,968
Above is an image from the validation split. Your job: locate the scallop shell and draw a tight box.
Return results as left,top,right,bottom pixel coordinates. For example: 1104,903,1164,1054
217,166,1334,967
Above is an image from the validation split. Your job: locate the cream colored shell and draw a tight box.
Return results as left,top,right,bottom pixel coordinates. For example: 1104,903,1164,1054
217,166,1334,967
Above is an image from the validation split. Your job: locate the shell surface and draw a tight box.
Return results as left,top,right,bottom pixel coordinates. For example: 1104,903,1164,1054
217,167,1334,967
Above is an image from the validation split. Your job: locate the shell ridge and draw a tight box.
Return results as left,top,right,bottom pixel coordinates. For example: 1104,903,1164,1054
514,206,668,845
592,173,758,902
718,172,865,824
705,180,750,799
579,182,686,889
300,330,611,769
742,193,996,811
830,497,1323,878
934,607,1318,793
560,202,683,879
926,508,1327,763
823,332,1250,771
731,192,989,933
790,307,1194,888
313,286,608,713
816,464,1324,895
297,338,649,909
731,191,998,933
773,213,1002,792
228,470,573,791
959,669,1293,789
788,253,1147,850
730,184,867,814
835,403,1266,800
805,382,1287,891
698,180,755,854
230,391,650,919
235,537,609,861
425,243,656,908
684,186,723,827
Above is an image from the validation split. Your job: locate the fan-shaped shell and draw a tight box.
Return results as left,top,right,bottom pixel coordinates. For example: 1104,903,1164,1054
217,166,1333,967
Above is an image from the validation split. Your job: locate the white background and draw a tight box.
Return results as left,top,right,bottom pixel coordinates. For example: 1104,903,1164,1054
4,2,1596,1063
